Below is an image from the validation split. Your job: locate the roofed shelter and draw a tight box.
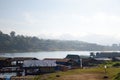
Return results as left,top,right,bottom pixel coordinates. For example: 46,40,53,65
11,57,38,66
90,52,120,58
23,60,57,75
65,54,80,62
65,54,81,67
44,58,74,66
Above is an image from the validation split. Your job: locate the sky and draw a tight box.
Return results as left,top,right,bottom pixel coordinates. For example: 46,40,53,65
0,0,120,45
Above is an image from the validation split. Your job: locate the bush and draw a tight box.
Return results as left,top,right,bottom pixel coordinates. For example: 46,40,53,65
113,63,120,67
114,73,120,80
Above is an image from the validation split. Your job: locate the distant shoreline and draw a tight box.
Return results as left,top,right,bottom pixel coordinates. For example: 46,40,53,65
0,50,120,53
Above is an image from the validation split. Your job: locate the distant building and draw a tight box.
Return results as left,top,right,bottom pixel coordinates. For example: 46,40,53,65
65,54,81,67
94,58,112,61
65,54,80,62
82,58,102,67
90,52,120,58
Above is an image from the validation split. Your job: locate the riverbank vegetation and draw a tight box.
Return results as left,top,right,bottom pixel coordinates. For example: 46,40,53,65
0,30,120,53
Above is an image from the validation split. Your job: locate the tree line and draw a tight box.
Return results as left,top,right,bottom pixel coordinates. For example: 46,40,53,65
0,31,119,53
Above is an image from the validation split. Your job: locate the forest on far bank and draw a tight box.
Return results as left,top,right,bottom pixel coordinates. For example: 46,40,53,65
0,31,119,53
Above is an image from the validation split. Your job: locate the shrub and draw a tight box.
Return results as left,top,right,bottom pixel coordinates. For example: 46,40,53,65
114,73,120,80
113,63,120,67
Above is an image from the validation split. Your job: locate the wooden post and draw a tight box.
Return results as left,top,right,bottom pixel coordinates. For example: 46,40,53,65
80,59,82,68
103,65,108,79
24,68,27,76
104,65,107,75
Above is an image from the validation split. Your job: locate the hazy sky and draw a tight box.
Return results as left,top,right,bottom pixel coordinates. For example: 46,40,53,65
0,0,120,45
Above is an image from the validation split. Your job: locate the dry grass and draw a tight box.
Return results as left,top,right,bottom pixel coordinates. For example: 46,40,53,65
34,67,120,80
11,67,119,80
57,73,103,80
11,76,35,80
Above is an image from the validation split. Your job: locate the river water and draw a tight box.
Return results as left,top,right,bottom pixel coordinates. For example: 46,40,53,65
0,51,94,59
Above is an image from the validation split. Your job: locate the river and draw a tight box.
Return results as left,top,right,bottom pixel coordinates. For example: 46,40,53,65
0,51,94,59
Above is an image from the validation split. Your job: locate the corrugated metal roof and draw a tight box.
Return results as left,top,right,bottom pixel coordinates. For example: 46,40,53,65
114,57,120,60
44,58,71,62
94,58,112,61
12,57,38,61
66,54,80,59
23,60,56,67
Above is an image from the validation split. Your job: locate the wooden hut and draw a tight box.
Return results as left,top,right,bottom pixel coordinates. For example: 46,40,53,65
11,57,38,67
44,58,74,66
65,54,81,67
0,57,12,68
65,54,80,62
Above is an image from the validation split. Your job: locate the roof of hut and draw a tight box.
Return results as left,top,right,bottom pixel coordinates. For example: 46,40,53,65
11,57,38,61
0,57,12,61
65,54,80,60
23,60,57,67
114,57,120,60
44,58,71,62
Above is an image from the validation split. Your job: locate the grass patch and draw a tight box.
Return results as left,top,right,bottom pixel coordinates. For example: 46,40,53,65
34,67,120,80
114,72,120,80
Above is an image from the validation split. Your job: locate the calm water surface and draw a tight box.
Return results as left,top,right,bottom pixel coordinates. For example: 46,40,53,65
0,51,94,59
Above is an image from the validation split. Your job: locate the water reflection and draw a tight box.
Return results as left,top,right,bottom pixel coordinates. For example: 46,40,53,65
0,51,90,59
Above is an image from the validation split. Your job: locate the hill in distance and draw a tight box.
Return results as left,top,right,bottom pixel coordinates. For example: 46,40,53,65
0,30,119,52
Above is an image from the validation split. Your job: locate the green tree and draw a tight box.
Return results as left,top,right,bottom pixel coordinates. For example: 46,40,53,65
10,31,15,37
